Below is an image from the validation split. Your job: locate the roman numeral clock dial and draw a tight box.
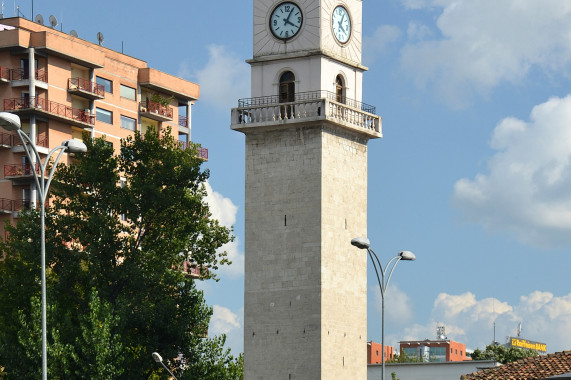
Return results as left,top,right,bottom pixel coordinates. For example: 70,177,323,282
270,2,303,41
332,5,351,44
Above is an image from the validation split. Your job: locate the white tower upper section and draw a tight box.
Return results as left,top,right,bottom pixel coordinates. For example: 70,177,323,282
249,0,367,102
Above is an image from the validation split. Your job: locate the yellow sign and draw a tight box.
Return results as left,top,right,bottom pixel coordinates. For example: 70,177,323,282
510,338,547,352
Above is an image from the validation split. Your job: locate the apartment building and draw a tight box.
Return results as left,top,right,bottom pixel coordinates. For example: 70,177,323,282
0,16,203,239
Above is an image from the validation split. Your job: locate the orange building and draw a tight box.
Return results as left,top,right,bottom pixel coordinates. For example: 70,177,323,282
367,341,394,364
0,16,202,239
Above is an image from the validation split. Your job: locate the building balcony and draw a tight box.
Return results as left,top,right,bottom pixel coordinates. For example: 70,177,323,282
8,68,48,89
179,116,189,128
4,97,95,128
68,78,105,100
139,100,173,122
3,163,45,181
230,90,382,138
0,66,9,82
179,142,208,161
0,198,14,213
180,261,208,279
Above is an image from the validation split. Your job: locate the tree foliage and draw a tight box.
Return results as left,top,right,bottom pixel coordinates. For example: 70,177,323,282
469,343,539,364
0,128,241,379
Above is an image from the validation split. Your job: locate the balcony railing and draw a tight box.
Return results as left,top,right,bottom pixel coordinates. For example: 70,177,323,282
3,97,95,126
238,90,377,114
231,91,381,134
179,116,189,128
139,100,173,121
68,77,105,98
4,163,45,178
0,66,9,81
0,131,49,148
179,142,208,161
10,68,47,82
0,198,13,212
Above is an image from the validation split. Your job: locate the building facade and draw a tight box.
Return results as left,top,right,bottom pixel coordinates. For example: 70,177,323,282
231,0,381,379
400,339,470,362
0,17,202,240
368,341,395,364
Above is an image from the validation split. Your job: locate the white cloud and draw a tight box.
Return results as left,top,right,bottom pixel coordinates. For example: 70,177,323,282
194,45,250,110
210,305,241,334
398,0,571,106
204,181,244,277
364,25,401,62
210,306,244,355
453,95,571,247
371,284,415,327
399,291,571,352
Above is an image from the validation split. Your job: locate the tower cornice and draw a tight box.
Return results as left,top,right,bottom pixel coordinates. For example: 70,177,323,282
247,49,368,71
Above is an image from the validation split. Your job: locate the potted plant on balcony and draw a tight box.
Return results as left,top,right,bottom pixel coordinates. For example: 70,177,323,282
149,93,174,116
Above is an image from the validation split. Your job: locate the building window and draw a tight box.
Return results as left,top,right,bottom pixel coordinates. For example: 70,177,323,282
96,76,113,93
335,75,345,103
120,84,136,101
120,115,136,131
96,108,113,124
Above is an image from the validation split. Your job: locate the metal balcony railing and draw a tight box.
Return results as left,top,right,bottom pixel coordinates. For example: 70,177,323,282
3,163,45,178
68,77,105,98
0,66,9,81
139,100,173,119
3,97,95,125
0,198,13,212
179,142,208,161
0,131,49,148
10,67,48,82
179,116,189,128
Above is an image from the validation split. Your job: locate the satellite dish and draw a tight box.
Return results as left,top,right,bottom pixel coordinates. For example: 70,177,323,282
49,15,58,28
97,32,104,45
70,30,78,38
35,14,44,25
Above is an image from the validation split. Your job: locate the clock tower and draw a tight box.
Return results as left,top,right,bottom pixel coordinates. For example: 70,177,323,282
231,1,381,379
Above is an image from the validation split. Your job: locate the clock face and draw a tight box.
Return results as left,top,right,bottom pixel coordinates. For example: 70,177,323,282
332,5,351,44
270,2,303,41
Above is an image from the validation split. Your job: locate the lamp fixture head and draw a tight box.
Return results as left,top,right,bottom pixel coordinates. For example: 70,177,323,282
62,139,87,153
152,352,163,363
351,237,370,250
398,250,416,261
0,112,21,131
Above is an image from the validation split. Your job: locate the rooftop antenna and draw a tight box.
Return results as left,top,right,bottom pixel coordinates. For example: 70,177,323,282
48,14,57,29
69,29,78,38
436,325,447,340
34,13,43,25
97,31,104,46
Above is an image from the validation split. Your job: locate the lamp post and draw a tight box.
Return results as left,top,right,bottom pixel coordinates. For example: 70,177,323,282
0,112,87,380
152,352,179,380
351,237,415,380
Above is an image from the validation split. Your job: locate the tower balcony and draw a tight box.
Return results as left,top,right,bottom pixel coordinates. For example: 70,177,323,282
139,100,173,122
3,97,95,128
230,90,382,138
68,78,105,100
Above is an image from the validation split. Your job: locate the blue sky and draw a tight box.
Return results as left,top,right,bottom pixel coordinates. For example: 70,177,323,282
19,0,571,355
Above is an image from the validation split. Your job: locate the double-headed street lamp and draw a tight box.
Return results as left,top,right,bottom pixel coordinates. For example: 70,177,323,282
0,112,87,380
351,237,416,380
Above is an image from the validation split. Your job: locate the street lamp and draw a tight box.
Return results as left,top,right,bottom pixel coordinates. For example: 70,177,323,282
351,237,415,380
0,112,87,380
152,352,179,380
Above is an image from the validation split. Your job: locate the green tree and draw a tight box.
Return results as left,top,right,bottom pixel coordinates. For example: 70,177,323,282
0,127,241,379
388,351,421,363
469,343,539,364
